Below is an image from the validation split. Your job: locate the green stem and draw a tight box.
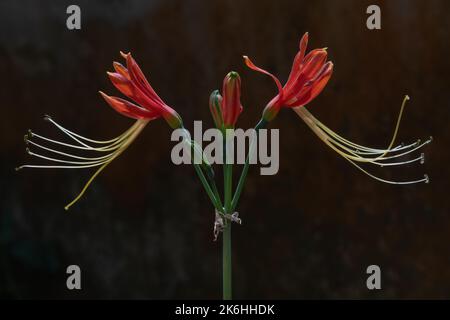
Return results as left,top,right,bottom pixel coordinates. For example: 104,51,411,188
222,221,232,300
231,119,267,211
180,126,221,210
193,163,221,210
223,130,233,300
208,174,223,210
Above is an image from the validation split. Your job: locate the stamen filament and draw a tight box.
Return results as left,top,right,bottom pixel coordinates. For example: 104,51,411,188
26,149,112,165
345,157,429,185
306,95,409,160
372,155,424,167
17,118,149,210
64,119,148,210
293,96,431,185
26,140,116,161
30,127,137,152
16,163,108,170
45,115,135,144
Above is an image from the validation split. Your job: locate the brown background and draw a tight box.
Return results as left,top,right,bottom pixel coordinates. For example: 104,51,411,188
0,0,449,299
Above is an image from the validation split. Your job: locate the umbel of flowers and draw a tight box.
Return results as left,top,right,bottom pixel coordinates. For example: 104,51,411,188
17,33,431,299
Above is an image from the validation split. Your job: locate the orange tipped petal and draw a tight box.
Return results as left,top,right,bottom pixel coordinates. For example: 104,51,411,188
107,72,134,97
99,91,160,120
286,33,310,86
243,55,283,96
125,53,164,106
308,62,333,101
299,32,308,54
113,62,130,80
290,62,333,107
120,51,130,59
301,49,328,78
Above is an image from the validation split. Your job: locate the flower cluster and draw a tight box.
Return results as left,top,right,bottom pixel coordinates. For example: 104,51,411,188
17,33,431,213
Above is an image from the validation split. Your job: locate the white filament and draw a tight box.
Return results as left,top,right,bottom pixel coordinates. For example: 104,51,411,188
293,96,431,185
17,116,149,209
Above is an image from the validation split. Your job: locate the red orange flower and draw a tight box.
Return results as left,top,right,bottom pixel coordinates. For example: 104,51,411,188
244,33,333,121
101,52,183,128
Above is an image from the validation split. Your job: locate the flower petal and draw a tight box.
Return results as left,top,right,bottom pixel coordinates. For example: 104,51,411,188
113,61,131,80
123,52,165,106
107,72,134,97
308,62,333,101
99,91,160,120
285,33,309,86
284,49,327,101
243,55,283,96
289,62,333,107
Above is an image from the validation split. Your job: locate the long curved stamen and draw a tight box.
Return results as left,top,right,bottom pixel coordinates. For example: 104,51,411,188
25,149,112,165
25,116,141,153
63,120,147,210
44,115,132,145
326,133,431,163
293,96,431,185
25,140,116,161
314,95,410,160
16,117,149,209
345,158,429,185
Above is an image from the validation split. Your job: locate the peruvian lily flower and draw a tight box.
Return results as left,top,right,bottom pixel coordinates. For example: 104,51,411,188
244,33,431,185
209,71,243,129
16,52,183,210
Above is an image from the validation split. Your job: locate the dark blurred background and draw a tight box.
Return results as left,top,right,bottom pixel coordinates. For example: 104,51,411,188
1,0,449,299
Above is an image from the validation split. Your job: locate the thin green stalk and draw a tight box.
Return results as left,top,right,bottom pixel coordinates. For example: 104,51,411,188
231,119,267,212
223,130,233,300
193,163,221,210
208,174,223,210
222,221,232,300
181,126,221,210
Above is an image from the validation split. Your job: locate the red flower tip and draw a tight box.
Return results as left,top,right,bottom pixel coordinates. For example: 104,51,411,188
120,51,130,59
113,61,130,80
221,71,243,128
299,32,308,51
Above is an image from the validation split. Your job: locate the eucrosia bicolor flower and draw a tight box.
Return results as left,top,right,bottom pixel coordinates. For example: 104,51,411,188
102,51,182,129
209,71,243,129
16,52,183,210
244,33,333,122
244,33,431,185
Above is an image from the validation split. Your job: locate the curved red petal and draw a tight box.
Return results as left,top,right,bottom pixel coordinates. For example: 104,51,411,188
113,62,131,80
286,33,309,86
243,56,283,96
99,91,160,120
124,53,165,106
300,49,328,79
284,50,327,101
288,62,333,107
107,72,134,97
308,62,333,101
